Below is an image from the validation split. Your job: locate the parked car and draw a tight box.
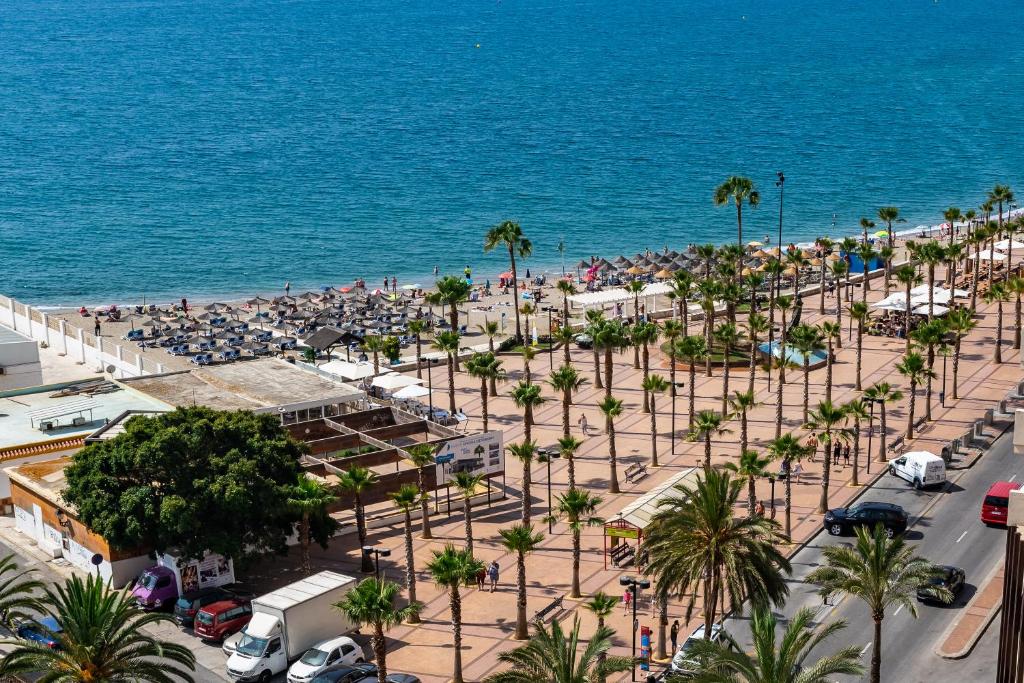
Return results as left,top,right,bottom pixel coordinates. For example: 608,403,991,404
823,501,907,538
310,663,377,683
288,636,364,683
16,616,62,649
888,451,946,489
354,675,420,683
573,333,593,349
670,623,723,674
132,565,178,611
194,599,253,643
981,481,1021,525
223,630,244,657
174,585,252,629
917,565,965,603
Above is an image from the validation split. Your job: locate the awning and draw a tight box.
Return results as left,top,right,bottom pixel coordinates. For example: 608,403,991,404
567,282,674,309
319,360,376,381
612,467,701,530
372,373,423,391
393,384,431,399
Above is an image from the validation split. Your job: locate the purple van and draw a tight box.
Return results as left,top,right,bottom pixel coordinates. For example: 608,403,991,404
132,566,178,610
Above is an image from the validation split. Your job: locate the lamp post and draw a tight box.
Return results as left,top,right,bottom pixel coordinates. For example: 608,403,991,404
362,545,391,580
544,307,555,370
426,357,435,417
866,397,877,475
670,380,684,456
619,575,651,681
768,474,778,520
940,332,954,407
539,448,561,533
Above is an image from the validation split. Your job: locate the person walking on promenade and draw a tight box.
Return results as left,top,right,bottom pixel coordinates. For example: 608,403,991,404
806,433,818,462
670,620,680,652
832,440,841,466
475,565,486,590
792,462,804,484
843,443,851,467
622,586,633,613
488,560,499,592
577,413,589,436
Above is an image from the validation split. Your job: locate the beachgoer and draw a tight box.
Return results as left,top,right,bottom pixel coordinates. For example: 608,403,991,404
93,319,101,336
476,566,486,590
843,444,851,466
284,281,290,296
391,276,397,293
832,441,841,466
433,265,439,276
181,297,188,312
756,500,766,517
384,276,389,290
670,620,680,651
577,413,589,436
764,234,770,245
792,462,804,483
623,587,633,613
806,433,818,461
464,265,472,280
488,561,499,592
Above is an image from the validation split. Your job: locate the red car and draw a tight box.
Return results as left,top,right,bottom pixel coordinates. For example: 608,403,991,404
981,481,1021,525
193,599,252,642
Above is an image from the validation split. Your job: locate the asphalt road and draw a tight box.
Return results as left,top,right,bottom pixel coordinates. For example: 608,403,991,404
720,430,1018,680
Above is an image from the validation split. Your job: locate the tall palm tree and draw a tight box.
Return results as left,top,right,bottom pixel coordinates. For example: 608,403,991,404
918,241,947,320
893,264,922,352
361,335,384,375
1010,276,1024,350
895,352,933,439
550,488,603,598
855,242,877,299
598,395,624,493
510,380,544,444
482,616,633,683
339,466,379,573
645,469,791,642
817,238,835,315
452,471,483,557
556,279,577,325
989,183,1015,232
499,524,545,640
945,308,977,399
669,270,696,333
404,443,436,539
984,281,1009,363
943,206,963,249
764,257,785,343
876,205,904,250
690,409,732,472
466,352,503,431
633,321,660,412
696,278,723,377
643,374,669,467
767,433,810,538
714,322,743,415
788,324,824,424
507,440,538,525
724,448,774,517
862,382,903,464
485,220,533,343
714,176,761,251
859,216,876,245
662,319,684,397
968,224,988,310
807,525,950,683
696,243,717,280
728,390,759,453
0,554,43,630
520,343,537,385
877,245,895,298
594,319,629,398
844,399,870,488
388,484,422,623
288,475,338,574
625,280,646,368
819,321,840,403
548,364,586,440
477,319,503,393
0,573,196,683
427,545,485,683
910,319,946,421
428,276,472,371
408,319,429,379
786,249,809,300
745,313,769,392
584,310,606,389
557,435,584,490
584,592,619,682
433,330,461,413
849,301,869,391
775,295,793,385
830,259,849,325
678,335,707,429
806,400,847,513
336,579,420,683
552,324,577,366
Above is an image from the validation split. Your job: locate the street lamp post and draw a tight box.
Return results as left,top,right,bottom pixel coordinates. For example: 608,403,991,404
426,357,435,417
539,448,561,533
546,307,554,370
768,474,778,520
866,398,876,475
619,575,650,681
362,545,391,580
670,381,684,456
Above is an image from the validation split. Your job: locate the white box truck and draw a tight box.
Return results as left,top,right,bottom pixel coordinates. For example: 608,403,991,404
225,571,358,682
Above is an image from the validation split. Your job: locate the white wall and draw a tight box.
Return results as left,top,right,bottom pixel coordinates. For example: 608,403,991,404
0,325,43,391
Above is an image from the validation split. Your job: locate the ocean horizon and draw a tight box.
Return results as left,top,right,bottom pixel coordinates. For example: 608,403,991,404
1,0,1023,306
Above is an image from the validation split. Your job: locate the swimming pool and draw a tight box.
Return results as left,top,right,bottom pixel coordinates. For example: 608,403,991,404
758,341,828,370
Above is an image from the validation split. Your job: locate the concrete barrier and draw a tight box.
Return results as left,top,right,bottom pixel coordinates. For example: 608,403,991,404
984,408,995,425
975,420,986,439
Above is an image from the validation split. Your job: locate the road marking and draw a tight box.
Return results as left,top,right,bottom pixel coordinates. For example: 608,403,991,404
1010,474,1017,483
894,604,904,616
956,530,969,543
860,642,872,656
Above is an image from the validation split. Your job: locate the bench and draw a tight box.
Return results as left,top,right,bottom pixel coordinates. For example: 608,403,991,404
532,595,564,624
624,462,649,483
610,543,635,568
888,435,905,455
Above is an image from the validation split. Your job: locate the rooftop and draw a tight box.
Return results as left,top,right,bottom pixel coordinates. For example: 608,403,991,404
121,358,364,413
6,457,71,509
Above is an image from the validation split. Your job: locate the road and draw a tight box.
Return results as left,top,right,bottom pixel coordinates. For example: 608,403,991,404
720,430,1017,680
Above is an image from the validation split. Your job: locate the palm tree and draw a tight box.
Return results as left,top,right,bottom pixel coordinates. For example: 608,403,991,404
820,321,840,403
427,545,485,683
507,440,538,525
288,475,338,574
764,257,784,341
724,448,774,517
862,382,903,464
336,579,419,683
598,395,624,493
696,278,722,377
984,282,1009,363
433,330,461,413
510,380,544,444
830,259,849,326
583,592,619,682
844,399,870,488
550,488,603,598
643,374,669,467
859,216,875,244
499,523,545,640
485,220,533,343
428,276,472,371
968,224,988,310
877,205,904,250
556,279,577,325
877,244,895,298
786,249,809,299
408,319,429,379
520,343,537,385
910,319,946,421
989,183,1015,232
361,335,384,375
807,525,950,683
584,310,605,389
483,616,632,683
1010,276,1024,349
714,322,743,415
817,237,834,315
669,270,695,333
662,319,684,397
0,573,196,683
625,280,646,367
0,554,43,630
806,400,847,513
678,335,707,429
477,319,502,393
690,409,732,472
453,471,483,557
687,606,864,683
775,295,793,385
849,301,869,391
466,352,503,431
714,176,761,251
594,319,628,398
893,264,922,352
855,242,877,299
895,352,933,439
943,206,963,249
633,321,660,412
728,389,759,453
552,324,577,366
645,469,791,642
745,313,769,392
788,324,824,424
918,241,947,320
404,443,436,539
696,243,717,280
767,434,810,538
339,466,379,573
548,364,586,440
557,435,584,490
388,485,422,623
945,308,977,399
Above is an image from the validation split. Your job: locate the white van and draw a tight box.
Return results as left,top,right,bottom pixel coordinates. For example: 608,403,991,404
888,451,946,489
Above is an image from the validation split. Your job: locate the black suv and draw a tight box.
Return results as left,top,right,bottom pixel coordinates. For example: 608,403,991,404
823,502,908,538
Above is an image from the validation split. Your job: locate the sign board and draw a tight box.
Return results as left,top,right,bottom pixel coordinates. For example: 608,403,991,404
158,551,235,594
434,431,504,485
606,527,640,540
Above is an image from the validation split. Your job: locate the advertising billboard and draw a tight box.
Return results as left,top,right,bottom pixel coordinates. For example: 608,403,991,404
433,431,504,485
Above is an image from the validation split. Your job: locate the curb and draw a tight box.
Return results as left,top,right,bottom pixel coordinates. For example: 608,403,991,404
935,560,1004,659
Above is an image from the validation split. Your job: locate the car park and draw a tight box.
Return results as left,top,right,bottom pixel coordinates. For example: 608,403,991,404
194,599,253,643
981,481,1021,525
887,451,946,489
670,623,723,674
15,616,62,649
823,501,908,538
310,663,377,683
917,565,965,603
288,636,364,683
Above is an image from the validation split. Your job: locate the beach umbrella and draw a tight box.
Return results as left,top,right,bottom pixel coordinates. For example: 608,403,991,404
873,230,889,238
297,291,318,301
247,296,270,305
810,257,822,266
654,268,673,279
994,239,1024,251
665,249,679,259
783,266,797,277
973,250,1007,261
401,283,421,291
393,384,431,400
747,240,764,247
372,373,423,391
626,265,644,276
752,249,768,258
826,253,840,261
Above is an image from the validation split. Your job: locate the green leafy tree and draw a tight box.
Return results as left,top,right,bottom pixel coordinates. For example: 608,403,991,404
549,488,603,598
714,176,761,252
381,335,401,365
433,330,461,413
498,523,545,640
361,335,384,375
427,545,485,683
484,220,533,343
388,484,422,623
0,573,196,683
466,352,504,431
643,374,669,467
767,433,810,538
453,471,484,557
807,525,950,683
287,475,338,574
598,395,624,493
63,407,304,562
895,352,933,440
335,578,420,683
862,383,903,464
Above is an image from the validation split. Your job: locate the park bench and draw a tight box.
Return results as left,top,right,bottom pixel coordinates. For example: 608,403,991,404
624,462,648,483
532,595,564,624
610,542,635,568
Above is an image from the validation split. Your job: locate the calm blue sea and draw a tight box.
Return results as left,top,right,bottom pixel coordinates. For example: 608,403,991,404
1,0,1023,305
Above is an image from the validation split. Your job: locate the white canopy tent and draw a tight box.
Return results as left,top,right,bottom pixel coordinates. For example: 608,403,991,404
910,285,967,299
994,239,1024,252
568,281,674,309
319,360,376,381
974,250,1007,261
912,303,949,316
393,384,431,399
372,373,423,391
